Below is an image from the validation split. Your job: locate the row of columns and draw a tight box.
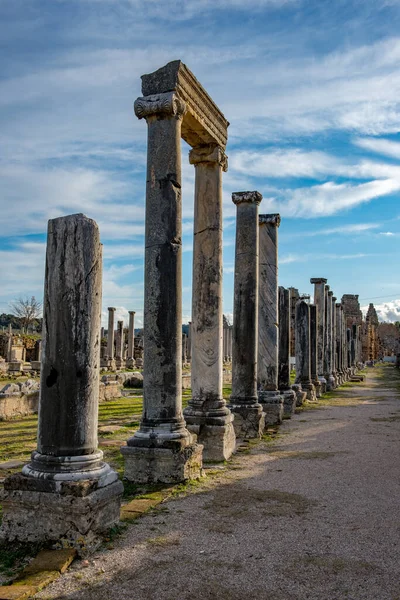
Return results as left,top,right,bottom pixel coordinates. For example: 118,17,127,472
104,308,136,369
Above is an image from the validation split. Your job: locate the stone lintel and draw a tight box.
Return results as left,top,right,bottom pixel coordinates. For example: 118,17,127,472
189,144,228,171
259,213,281,227
140,60,229,149
232,191,262,205
310,278,327,284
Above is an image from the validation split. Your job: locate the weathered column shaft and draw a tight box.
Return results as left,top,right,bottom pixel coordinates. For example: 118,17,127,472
230,191,265,438
278,286,296,414
295,300,316,401
183,145,235,461
310,304,321,397
116,320,124,360
332,296,337,380
310,278,327,392
35,215,102,459
258,214,280,391
128,311,135,359
107,307,116,359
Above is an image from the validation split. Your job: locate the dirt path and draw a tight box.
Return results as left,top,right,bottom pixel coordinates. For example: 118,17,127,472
36,367,400,600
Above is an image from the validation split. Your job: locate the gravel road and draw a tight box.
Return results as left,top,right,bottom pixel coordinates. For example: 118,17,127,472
36,368,400,600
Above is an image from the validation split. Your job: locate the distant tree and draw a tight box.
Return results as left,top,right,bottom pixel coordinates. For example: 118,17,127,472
10,296,42,333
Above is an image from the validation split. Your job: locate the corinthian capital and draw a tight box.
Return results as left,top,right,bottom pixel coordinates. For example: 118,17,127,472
259,213,281,227
232,191,262,205
134,91,186,120
189,144,228,171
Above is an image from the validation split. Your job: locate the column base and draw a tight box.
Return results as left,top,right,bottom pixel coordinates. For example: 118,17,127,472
121,443,203,484
280,389,297,417
318,376,327,394
313,378,322,399
184,408,236,462
0,473,123,555
303,381,317,402
229,400,265,439
125,358,136,369
291,384,307,406
325,374,336,391
258,390,284,426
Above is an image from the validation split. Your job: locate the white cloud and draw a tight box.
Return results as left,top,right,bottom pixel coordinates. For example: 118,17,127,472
379,231,396,236
354,137,400,159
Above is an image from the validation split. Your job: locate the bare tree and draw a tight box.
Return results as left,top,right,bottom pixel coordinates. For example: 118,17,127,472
10,296,42,332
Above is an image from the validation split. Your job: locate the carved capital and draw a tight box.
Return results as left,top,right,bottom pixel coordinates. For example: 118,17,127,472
310,278,327,285
232,191,262,206
189,144,228,171
328,290,333,297
332,296,337,302
134,91,186,120
108,307,116,312
259,213,281,227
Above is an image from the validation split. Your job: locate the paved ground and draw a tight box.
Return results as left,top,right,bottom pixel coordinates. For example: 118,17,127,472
36,367,400,600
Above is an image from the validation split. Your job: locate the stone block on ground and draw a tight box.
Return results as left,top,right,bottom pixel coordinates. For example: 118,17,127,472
0,586,37,600
23,548,77,574
14,570,60,590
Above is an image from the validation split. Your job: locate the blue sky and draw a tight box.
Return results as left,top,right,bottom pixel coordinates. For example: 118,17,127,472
2,0,400,326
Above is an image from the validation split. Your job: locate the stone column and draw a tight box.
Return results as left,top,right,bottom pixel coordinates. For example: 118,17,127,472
310,304,322,398
126,310,136,368
229,191,265,438
182,333,187,365
106,307,116,371
7,324,12,363
183,144,235,461
341,306,348,380
115,320,124,368
223,323,228,362
324,287,336,390
37,340,42,361
187,321,192,363
331,296,338,386
335,304,342,384
310,278,327,393
228,326,232,361
122,91,202,483
258,214,283,425
1,214,122,548
351,326,356,371
295,300,316,401
101,327,105,340
278,286,296,414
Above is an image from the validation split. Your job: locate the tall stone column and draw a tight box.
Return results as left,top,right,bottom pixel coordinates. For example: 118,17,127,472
106,307,116,371
228,326,232,361
229,191,265,438
310,304,322,398
331,296,338,386
187,321,192,363
126,310,136,368
182,333,187,365
183,144,235,462
101,327,105,340
295,300,316,401
1,214,122,547
278,286,296,414
310,278,327,393
116,320,124,368
324,287,336,390
122,91,202,483
335,303,342,384
258,214,283,425
223,323,228,362
341,306,348,380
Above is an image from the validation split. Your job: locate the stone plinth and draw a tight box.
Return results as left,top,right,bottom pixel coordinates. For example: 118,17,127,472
278,286,296,416
257,214,284,423
295,300,316,402
123,81,203,482
0,214,122,551
183,145,235,462
229,191,265,439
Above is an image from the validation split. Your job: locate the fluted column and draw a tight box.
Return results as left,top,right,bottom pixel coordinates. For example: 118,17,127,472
278,286,296,414
126,310,136,368
229,191,265,439
183,144,235,461
258,214,283,424
122,90,202,483
310,278,327,393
